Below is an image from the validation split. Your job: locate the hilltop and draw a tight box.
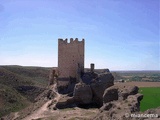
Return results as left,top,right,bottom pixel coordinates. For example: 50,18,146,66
0,65,160,119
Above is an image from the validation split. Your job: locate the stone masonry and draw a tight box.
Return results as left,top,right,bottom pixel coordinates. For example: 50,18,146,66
57,38,85,89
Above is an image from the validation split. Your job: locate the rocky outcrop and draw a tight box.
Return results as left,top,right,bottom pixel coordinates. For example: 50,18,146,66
74,72,114,106
103,87,118,103
55,72,144,120
93,85,143,120
91,72,114,106
55,83,93,109
55,71,114,108
94,96,160,120
97,72,114,83
103,85,139,103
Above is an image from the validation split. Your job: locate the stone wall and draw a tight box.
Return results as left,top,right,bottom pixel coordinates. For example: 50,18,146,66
58,38,84,88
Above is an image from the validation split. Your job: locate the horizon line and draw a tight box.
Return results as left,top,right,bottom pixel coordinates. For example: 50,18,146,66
0,65,160,71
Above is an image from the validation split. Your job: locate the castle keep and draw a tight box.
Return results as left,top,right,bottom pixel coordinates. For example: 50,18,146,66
58,38,85,82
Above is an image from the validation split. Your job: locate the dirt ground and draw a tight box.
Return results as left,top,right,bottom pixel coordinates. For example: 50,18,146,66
7,81,160,120
115,81,160,87
18,83,99,120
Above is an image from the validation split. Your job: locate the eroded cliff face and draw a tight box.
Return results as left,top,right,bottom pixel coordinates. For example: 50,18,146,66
55,70,114,109
93,85,143,120
54,80,145,120
54,70,154,120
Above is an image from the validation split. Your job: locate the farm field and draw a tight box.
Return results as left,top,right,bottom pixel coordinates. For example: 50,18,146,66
112,70,160,82
115,81,160,87
139,87,160,112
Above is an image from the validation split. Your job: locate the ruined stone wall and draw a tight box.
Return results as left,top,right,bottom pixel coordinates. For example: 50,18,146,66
58,38,84,80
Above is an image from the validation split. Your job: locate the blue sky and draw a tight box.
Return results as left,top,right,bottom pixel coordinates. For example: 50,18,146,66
0,0,159,70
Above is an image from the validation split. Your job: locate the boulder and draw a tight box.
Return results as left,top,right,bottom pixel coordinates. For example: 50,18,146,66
73,82,92,104
91,82,111,107
103,87,118,103
91,72,114,106
118,85,139,100
127,93,143,112
97,72,114,83
103,85,139,104
56,82,93,109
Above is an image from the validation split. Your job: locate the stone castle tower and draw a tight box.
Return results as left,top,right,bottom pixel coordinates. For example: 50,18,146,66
58,38,84,82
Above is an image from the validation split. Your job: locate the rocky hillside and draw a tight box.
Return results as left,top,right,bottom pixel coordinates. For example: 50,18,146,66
0,65,51,117
1,66,160,119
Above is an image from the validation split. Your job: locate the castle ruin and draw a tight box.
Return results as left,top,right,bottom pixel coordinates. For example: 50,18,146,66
57,38,85,92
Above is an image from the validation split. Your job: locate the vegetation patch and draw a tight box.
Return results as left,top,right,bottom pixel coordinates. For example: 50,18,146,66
139,87,160,112
0,65,51,117
0,84,30,117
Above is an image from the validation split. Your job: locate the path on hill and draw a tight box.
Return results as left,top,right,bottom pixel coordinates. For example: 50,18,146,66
22,100,53,120
21,83,98,120
22,84,60,120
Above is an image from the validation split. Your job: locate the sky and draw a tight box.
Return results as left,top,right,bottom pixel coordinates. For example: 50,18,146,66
0,0,159,70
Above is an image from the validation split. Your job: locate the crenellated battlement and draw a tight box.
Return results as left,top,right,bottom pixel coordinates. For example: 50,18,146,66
58,38,84,44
